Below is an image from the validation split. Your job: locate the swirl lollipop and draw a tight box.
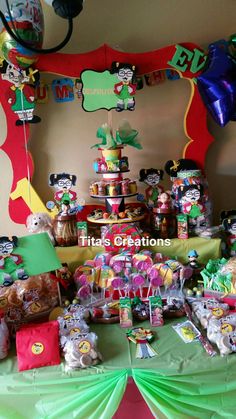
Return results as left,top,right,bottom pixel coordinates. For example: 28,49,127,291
147,267,163,297
76,274,88,286
132,274,145,298
112,261,124,274
77,284,92,302
111,277,125,297
132,254,153,273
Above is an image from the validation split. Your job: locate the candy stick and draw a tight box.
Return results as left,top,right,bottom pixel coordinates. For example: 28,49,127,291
132,274,145,298
179,266,193,294
128,284,138,298
183,300,217,357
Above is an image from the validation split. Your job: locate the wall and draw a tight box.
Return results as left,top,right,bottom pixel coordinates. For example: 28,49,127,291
1,0,236,235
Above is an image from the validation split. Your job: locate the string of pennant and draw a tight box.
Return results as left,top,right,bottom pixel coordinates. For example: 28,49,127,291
35,70,180,104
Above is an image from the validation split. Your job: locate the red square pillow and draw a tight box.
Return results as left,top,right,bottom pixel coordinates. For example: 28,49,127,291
16,320,60,371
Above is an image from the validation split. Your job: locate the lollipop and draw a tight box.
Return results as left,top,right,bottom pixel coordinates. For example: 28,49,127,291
104,223,141,253
74,266,96,288
98,266,115,299
147,271,163,297
153,263,174,291
112,261,124,274
77,284,92,302
132,254,153,273
111,277,125,297
110,253,132,276
139,250,153,258
74,265,101,302
75,274,88,287
94,252,113,267
131,274,145,297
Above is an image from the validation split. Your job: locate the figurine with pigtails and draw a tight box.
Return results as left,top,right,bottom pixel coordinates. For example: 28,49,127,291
110,62,137,112
48,173,78,215
178,184,207,232
139,168,164,208
221,210,236,256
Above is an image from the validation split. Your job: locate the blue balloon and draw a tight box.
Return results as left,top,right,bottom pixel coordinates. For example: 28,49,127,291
197,42,236,127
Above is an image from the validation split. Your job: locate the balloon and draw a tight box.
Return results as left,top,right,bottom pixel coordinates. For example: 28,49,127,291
197,42,236,127
0,0,44,69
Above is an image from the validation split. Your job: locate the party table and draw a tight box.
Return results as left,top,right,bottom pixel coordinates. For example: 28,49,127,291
0,318,236,419
0,237,225,419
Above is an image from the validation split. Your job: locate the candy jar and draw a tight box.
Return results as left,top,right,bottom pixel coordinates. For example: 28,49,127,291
53,213,78,246
174,171,210,235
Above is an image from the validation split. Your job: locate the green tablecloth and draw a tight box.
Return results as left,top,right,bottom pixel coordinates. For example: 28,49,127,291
1,318,236,419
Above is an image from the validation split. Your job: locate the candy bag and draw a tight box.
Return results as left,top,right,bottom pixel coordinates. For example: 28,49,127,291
16,320,60,371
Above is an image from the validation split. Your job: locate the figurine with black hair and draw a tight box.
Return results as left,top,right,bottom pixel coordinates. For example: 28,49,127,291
178,184,206,233
0,60,40,126
139,168,164,208
49,173,77,215
0,236,28,286
165,158,199,179
221,210,236,256
110,62,137,112
187,249,199,269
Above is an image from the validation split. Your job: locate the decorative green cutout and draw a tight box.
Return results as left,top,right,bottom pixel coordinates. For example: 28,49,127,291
81,70,118,111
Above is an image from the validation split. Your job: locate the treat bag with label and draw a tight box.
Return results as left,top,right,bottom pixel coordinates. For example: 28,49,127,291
119,297,133,328
16,320,60,371
149,296,164,326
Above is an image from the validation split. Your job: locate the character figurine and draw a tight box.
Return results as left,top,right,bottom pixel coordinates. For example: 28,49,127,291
0,60,40,126
110,62,137,112
139,168,164,208
49,173,77,215
178,184,206,231
221,210,236,256
157,192,172,212
0,236,28,286
187,250,199,269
